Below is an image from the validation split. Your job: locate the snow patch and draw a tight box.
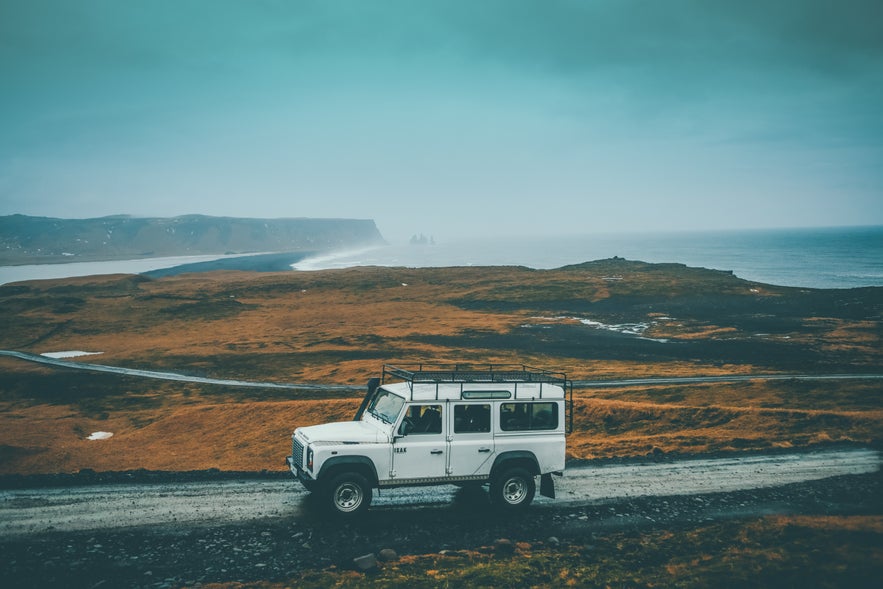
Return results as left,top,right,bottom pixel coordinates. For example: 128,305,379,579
576,318,650,336
41,351,104,359
86,432,113,441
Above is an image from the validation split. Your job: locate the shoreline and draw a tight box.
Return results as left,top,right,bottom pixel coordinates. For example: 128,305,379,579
0,251,314,286
2,224,882,289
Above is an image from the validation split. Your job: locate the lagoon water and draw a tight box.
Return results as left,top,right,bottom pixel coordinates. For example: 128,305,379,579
0,253,255,287
2,226,881,290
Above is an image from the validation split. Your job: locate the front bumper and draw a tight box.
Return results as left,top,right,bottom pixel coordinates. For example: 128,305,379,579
286,455,317,487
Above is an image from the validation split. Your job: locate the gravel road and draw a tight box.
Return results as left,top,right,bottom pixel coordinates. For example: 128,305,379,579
1,448,880,588
2,448,877,538
4,349,883,392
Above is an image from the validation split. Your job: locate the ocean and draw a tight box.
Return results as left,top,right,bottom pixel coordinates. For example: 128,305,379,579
1,226,881,290
293,226,883,290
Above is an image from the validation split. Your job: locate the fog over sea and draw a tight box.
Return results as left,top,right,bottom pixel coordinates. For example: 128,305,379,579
294,226,883,290
1,226,880,290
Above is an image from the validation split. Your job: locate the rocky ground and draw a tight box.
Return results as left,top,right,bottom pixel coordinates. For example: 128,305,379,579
1,468,879,589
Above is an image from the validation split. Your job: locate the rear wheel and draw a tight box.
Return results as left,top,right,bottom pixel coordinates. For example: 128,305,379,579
326,472,372,516
490,467,535,509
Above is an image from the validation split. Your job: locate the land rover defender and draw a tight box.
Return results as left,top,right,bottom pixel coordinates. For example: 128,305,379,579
286,364,572,516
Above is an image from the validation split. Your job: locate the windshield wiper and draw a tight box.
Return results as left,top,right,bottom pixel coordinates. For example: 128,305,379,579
368,408,391,424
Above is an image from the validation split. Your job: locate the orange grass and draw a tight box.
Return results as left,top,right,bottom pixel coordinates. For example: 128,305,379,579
1,387,880,475
566,397,883,459
1,264,880,475
0,398,355,474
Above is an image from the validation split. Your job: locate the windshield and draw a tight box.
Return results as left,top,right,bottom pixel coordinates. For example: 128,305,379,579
366,389,405,425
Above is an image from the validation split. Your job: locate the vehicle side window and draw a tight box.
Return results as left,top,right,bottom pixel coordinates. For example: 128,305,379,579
500,402,558,431
454,404,491,433
400,404,443,435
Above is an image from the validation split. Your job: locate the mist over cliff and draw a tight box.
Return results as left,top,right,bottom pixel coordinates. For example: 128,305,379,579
0,215,385,265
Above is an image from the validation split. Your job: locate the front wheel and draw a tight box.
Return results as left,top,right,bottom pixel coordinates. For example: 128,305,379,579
326,472,372,516
490,467,535,510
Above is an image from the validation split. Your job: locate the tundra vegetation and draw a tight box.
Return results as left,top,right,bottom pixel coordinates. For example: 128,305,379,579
0,258,880,586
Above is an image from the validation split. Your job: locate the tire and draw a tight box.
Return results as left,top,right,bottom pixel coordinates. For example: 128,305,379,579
490,467,535,509
326,472,372,516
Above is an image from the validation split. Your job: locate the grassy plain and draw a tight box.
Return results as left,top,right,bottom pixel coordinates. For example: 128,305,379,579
1,259,881,587
0,258,881,475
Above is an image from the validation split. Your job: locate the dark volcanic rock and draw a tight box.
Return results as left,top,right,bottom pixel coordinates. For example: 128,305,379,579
0,471,879,588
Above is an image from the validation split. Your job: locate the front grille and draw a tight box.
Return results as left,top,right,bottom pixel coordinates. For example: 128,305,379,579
292,437,305,469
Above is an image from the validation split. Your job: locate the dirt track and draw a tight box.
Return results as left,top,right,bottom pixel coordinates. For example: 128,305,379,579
1,448,880,588
1,448,878,538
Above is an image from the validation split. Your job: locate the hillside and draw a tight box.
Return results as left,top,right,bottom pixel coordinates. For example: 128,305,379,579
0,214,385,265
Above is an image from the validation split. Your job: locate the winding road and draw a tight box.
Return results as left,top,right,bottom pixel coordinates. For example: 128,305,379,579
2,351,880,533
2,349,881,587
3,349,883,391
0,350,358,392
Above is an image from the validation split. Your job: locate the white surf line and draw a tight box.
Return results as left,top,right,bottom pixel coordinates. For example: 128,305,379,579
0,350,359,392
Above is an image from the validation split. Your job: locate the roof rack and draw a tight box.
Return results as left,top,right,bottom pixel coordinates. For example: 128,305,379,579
380,363,574,434
382,363,568,386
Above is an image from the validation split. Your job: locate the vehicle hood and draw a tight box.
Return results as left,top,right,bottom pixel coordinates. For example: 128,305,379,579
297,420,389,444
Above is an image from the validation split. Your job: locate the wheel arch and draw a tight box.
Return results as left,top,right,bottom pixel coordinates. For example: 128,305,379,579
491,451,540,478
317,456,379,487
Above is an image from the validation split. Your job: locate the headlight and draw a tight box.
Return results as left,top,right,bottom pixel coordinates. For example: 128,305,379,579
306,447,314,471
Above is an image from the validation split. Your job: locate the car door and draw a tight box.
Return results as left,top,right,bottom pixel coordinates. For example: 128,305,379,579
391,404,447,481
447,403,495,477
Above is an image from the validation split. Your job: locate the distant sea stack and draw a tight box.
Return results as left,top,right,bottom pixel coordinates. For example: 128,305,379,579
0,214,386,265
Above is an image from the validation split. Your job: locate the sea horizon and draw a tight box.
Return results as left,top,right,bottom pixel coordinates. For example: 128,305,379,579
1,225,881,290
293,225,883,290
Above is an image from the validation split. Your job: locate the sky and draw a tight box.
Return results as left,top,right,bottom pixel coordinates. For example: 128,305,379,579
1,0,882,243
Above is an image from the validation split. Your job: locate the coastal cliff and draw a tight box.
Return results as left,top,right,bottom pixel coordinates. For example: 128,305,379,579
0,214,385,265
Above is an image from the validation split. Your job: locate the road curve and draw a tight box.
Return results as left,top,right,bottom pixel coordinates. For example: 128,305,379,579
1,448,878,539
0,350,359,392
3,349,883,392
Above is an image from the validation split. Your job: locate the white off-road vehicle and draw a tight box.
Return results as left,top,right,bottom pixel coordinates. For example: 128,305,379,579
286,364,572,516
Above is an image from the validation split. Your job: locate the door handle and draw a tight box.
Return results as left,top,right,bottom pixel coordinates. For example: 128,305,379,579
478,448,491,453
431,449,444,455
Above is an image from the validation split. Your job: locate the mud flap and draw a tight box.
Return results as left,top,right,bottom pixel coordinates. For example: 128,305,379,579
540,473,555,499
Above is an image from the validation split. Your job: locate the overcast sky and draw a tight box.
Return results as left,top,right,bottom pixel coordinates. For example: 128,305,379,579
1,0,881,242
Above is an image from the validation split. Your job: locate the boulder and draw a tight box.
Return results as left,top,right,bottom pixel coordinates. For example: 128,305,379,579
353,553,378,572
378,548,399,562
